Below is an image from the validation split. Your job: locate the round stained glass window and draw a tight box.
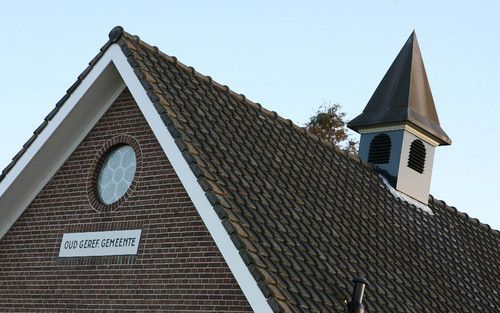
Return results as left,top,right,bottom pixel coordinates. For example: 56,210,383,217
97,145,137,205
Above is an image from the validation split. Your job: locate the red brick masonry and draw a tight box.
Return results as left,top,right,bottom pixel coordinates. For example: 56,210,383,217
0,89,253,312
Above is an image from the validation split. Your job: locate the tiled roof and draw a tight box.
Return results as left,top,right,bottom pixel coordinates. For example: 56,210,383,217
3,27,499,312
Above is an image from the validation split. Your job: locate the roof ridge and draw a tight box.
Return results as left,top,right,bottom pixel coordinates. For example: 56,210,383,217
116,31,289,312
429,194,500,235
120,31,373,172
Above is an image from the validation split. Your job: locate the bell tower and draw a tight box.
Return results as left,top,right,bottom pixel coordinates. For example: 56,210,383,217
348,32,451,204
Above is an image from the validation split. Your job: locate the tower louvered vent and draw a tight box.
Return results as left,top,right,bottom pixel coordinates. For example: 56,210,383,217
368,134,391,164
408,139,426,173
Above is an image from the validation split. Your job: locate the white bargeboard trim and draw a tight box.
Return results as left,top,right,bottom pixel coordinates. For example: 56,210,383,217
110,44,273,313
0,43,273,313
0,53,125,239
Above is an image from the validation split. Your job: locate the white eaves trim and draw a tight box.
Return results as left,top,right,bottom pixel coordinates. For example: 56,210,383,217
0,43,273,313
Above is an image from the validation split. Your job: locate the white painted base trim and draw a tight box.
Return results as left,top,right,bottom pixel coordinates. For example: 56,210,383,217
380,175,434,214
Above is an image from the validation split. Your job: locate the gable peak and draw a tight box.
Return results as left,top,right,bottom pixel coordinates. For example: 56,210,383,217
108,26,124,43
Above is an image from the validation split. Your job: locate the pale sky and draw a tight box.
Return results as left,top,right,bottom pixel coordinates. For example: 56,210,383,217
0,1,498,229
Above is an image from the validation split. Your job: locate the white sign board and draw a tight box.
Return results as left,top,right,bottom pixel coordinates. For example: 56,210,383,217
59,229,142,257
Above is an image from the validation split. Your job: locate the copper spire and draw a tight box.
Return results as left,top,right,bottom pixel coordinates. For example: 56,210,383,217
348,32,451,145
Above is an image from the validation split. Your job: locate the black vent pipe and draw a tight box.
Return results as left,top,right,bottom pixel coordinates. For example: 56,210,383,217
347,275,369,313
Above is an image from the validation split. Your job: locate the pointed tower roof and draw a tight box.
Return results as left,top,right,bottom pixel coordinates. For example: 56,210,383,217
348,32,451,145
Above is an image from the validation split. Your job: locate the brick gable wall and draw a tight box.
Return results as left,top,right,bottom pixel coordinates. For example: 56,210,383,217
0,88,253,312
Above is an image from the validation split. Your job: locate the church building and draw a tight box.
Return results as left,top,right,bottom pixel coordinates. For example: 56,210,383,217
0,26,498,312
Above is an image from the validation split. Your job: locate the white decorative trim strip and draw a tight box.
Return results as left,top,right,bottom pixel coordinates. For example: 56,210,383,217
110,44,273,313
0,53,125,239
358,124,440,146
380,175,433,214
0,43,273,312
